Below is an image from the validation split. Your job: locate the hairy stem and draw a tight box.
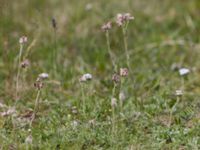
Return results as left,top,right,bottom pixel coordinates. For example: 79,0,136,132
16,44,23,99
106,31,117,72
30,90,41,127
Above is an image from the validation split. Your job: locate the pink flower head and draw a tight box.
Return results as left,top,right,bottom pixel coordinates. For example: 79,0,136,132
101,21,112,32
116,13,134,26
19,36,28,44
112,73,120,83
120,68,129,77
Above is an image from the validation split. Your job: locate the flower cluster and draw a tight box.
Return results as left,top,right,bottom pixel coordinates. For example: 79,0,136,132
112,68,129,83
120,68,129,77
101,21,112,32
19,36,28,44
116,13,134,26
101,13,134,31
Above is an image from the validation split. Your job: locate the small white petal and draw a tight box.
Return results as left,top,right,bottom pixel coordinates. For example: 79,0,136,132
179,68,190,76
38,73,49,79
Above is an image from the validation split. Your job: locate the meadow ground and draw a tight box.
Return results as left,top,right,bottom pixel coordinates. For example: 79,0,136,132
0,0,200,149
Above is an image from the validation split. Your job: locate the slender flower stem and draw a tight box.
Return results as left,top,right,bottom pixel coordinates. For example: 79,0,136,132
122,26,131,72
53,28,57,76
80,83,86,116
169,96,180,127
111,83,117,137
106,31,117,72
16,44,23,99
119,78,124,112
30,90,41,127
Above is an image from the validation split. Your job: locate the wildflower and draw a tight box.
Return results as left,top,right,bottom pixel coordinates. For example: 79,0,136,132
175,90,183,96
116,13,134,26
38,73,49,80
179,68,190,76
21,59,30,68
120,68,128,77
101,21,112,32
79,73,92,82
111,97,117,107
119,91,126,101
19,36,28,44
112,73,120,83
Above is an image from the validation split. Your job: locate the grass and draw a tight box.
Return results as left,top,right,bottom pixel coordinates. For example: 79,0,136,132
0,0,200,149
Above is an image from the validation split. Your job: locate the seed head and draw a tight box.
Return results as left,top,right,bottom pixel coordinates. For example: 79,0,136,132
101,21,112,32
19,36,28,44
34,81,44,90
120,68,128,77
52,18,57,29
21,59,30,68
112,73,120,83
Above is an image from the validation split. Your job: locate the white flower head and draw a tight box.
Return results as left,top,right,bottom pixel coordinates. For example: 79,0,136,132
179,68,190,76
175,90,183,96
79,73,92,82
19,36,28,44
38,73,49,79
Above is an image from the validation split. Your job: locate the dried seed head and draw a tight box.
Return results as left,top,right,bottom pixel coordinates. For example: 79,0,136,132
34,81,44,90
52,18,57,29
111,97,117,107
19,36,28,44
101,21,112,32
116,13,134,26
79,73,92,82
120,68,128,77
112,73,120,83
21,59,30,68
